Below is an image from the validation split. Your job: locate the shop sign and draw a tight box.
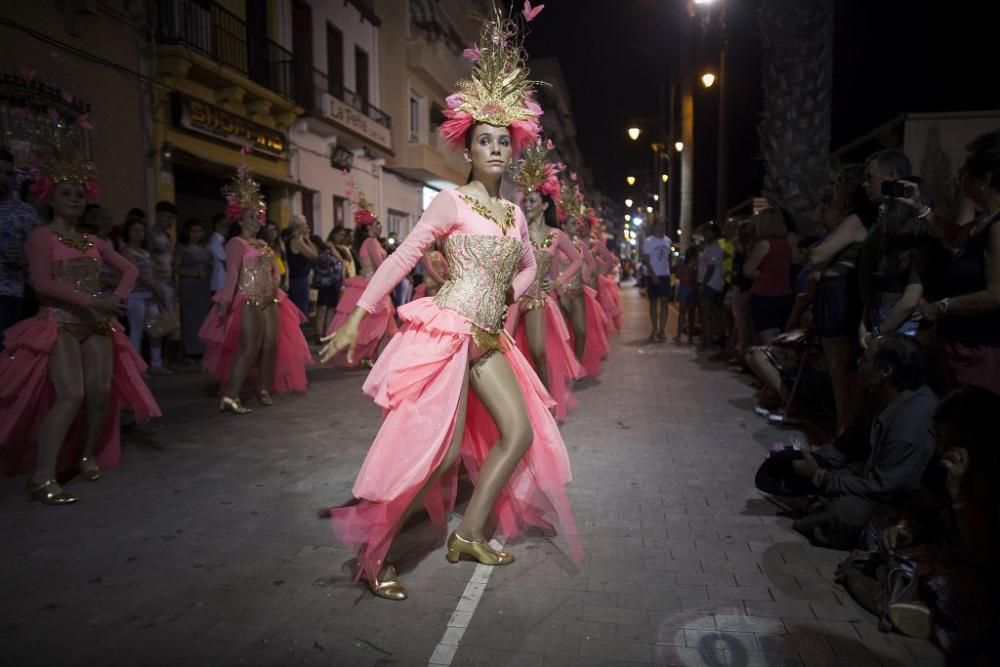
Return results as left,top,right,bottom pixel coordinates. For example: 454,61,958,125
173,93,287,158
322,94,392,153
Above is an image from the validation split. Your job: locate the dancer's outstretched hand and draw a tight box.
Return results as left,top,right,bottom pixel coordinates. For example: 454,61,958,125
319,309,364,364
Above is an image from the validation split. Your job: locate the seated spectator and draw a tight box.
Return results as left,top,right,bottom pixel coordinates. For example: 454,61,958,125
744,207,793,345
873,386,1000,658
785,334,938,549
916,130,1000,397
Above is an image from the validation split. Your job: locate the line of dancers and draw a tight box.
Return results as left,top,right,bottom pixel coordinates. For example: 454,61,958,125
0,4,624,607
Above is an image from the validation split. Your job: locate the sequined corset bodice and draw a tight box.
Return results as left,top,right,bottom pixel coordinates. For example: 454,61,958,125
238,251,277,305
423,252,447,291
434,234,522,339
561,242,583,293
52,256,101,296
519,245,553,311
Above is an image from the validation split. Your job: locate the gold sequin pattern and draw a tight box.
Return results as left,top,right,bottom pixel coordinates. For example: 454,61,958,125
37,306,114,335
52,257,101,295
238,252,278,307
459,195,515,234
518,246,553,311
434,234,522,349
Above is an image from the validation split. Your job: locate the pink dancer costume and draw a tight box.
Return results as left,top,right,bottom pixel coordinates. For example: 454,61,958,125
199,237,311,394
325,236,398,365
506,228,585,421
561,236,609,378
330,189,581,582
0,228,161,475
592,241,622,330
412,249,448,299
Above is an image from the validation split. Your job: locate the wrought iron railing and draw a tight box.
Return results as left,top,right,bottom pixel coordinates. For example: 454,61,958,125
156,0,296,100
295,67,392,130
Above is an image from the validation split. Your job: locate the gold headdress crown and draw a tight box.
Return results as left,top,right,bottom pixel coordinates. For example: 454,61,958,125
513,138,562,199
558,176,587,222
223,148,266,222
439,4,543,152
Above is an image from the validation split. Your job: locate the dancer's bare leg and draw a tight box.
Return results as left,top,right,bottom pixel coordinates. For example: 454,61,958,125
33,333,85,486
456,351,533,542
80,334,114,466
523,307,549,389
224,305,263,398
256,303,280,392
568,296,587,360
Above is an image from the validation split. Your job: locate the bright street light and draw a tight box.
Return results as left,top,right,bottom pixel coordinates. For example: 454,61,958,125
624,214,631,222
626,176,636,186
627,127,641,141
646,206,653,213
694,0,717,4
701,73,716,88
633,218,642,226
653,194,659,202
662,173,669,183
625,198,633,208
674,141,684,152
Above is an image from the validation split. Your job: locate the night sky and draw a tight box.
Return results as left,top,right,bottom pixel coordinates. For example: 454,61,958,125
525,0,997,226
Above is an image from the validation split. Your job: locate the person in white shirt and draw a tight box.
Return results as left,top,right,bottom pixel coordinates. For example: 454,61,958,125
641,217,673,342
207,213,228,293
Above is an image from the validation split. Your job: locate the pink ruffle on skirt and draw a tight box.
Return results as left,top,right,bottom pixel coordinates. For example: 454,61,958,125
505,297,585,421
330,297,581,582
0,317,161,476
568,286,609,378
199,291,312,394
325,275,398,366
597,274,621,330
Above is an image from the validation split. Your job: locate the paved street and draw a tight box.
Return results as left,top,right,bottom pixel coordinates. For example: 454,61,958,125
2,285,941,667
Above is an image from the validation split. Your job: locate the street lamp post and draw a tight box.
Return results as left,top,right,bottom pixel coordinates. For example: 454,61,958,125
626,119,673,226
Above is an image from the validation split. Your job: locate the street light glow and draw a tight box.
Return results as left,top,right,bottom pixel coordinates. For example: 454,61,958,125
646,206,653,213
694,0,717,4
701,73,716,88
627,127,641,141
662,173,669,183
653,194,659,201
626,176,636,186
625,198,633,208
633,218,642,226
624,214,631,222
674,141,684,152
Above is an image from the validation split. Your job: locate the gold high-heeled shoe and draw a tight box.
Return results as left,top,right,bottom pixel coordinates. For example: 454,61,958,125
219,396,252,414
79,457,101,481
367,563,408,601
27,479,78,505
257,390,273,406
445,531,514,565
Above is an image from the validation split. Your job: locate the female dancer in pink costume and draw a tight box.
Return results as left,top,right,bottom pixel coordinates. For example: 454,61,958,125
412,240,448,299
506,141,584,421
324,195,397,366
199,164,312,414
559,187,609,377
590,218,622,330
319,8,579,600
0,161,160,503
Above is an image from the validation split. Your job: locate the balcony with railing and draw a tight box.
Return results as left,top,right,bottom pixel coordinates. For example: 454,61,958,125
156,0,296,102
296,67,392,154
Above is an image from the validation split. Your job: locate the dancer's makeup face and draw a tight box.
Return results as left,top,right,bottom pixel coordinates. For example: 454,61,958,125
52,181,86,220
242,211,262,236
523,191,547,221
467,124,512,179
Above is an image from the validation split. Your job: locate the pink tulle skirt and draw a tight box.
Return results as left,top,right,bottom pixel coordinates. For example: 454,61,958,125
199,291,312,394
597,274,622,330
566,286,609,378
0,317,161,476
325,276,397,365
330,297,581,582
505,297,585,421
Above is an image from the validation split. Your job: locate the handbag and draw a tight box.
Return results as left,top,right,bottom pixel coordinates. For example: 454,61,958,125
145,310,179,339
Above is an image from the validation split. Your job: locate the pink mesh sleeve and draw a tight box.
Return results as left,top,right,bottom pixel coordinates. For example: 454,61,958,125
510,207,537,301
26,227,92,307
552,229,582,286
356,192,456,313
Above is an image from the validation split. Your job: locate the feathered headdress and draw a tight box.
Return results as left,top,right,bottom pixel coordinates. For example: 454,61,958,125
2,74,99,202
344,171,377,227
513,138,563,201
557,175,587,223
438,4,544,153
222,147,266,223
